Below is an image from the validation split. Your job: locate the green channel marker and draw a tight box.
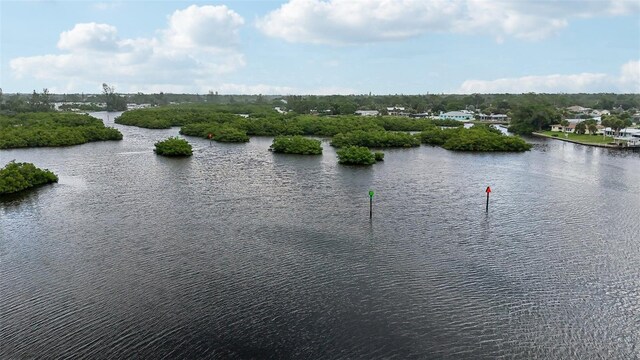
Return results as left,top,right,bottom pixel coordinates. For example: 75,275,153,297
369,190,374,219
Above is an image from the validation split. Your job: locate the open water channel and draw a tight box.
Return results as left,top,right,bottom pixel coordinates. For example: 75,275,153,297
1,112,640,358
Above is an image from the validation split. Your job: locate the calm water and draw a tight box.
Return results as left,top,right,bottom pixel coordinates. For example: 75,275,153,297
1,112,639,359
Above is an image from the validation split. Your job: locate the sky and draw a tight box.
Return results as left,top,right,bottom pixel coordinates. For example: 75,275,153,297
0,0,639,95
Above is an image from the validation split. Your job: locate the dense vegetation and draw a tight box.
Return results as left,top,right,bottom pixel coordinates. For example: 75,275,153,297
179,123,250,142
270,136,322,155
336,146,384,165
115,106,467,156
0,112,122,149
154,137,193,157
331,130,420,148
420,125,532,152
0,161,58,195
211,127,250,143
508,97,562,135
601,114,633,136
102,83,127,111
0,89,55,113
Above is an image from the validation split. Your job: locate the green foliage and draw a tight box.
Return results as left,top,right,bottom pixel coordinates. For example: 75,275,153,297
431,119,465,127
575,122,587,135
102,83,127,111
0,161,58,195
336,146,378,165
0,112,122,149
420,125,531,152
331,130,420,148
116,104,272,129
212,127,250,143
270,136,322,155
508,97,561,135
180,123,250,142
601,115,633,135
418,127,460,145
154,137,193,157
374,152,384,161
28,89,54,112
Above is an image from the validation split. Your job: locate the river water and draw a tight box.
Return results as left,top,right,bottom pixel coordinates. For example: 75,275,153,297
1,112,639,358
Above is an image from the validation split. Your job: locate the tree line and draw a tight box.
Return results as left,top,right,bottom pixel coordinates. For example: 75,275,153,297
2,90,638,115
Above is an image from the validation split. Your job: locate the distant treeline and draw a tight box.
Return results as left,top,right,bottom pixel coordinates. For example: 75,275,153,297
2,92,639,114
0,112,122,149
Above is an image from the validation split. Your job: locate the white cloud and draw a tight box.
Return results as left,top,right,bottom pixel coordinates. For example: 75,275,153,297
257,0,640,44
58,23,119,51
457,60,640,93
10,5,246,93
163,5,244,49
619,60,640,92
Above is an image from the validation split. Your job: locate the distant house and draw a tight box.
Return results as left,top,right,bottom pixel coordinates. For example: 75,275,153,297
355,110,379,116
566,105,591,115
551,123,604,135
550,123,576,133
274,106,287,114
604,127,640,137
386,106,405,116
439,111,474,122
590,109,610,117
478,113,509,121
604,128,640,146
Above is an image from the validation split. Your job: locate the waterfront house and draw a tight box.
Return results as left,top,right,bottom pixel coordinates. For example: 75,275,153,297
551,123,603,135
605,127,640,138
611,128,640,147
439,111,474,122
478,113,509,122
550,123,577,133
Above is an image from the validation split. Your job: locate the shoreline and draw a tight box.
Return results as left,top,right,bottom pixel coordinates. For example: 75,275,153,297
531,132,632,149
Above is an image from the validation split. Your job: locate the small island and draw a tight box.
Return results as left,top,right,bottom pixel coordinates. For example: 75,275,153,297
0,161,58,195
180,124,250,143
337,146,384,165
270,136,322,154
0,112,122,149
420,125,531,152
154,137,193,157
331,130,420,148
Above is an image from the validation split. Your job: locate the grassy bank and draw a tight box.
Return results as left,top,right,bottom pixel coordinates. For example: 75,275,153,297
536,131,613,145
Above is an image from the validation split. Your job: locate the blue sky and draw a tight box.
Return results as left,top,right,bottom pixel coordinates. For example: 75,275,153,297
1,0,639,94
